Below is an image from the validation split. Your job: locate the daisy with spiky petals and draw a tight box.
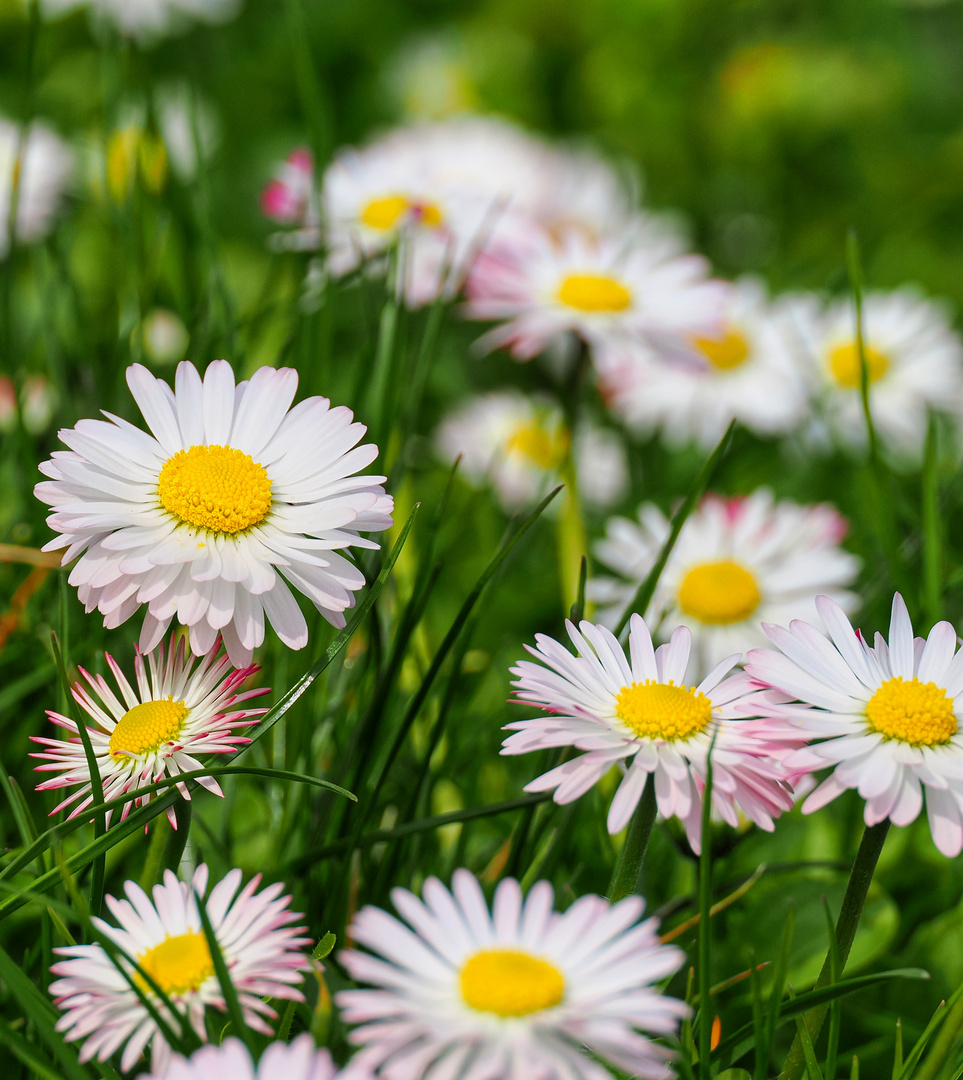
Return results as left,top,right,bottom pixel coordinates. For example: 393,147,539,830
51,865,311,1074
506,615,794,850
32,634,267,827
589,490,860,670
337,868,687,1080
745,593,963,856
137,1034,342,1080
35,359,394,667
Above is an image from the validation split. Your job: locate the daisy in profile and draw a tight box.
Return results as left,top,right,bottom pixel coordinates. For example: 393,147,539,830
746,593,963,856
41,0,241,46
0,116,73,258
261,147,321,251
137,1034,342,1080
506,615,794,848
32,635,267,827
51,865,311,1073
337,868,687,1080
589,490,860,670
35,359,394,666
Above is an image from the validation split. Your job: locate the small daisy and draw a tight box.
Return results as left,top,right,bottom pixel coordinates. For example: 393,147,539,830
261,148,322,251
0,116,73,258
506,615,794,849
589,490,860,670
746,593,963,856
337,868,687,1080
41,0,242,46
137,1034,342,1080
51,865,311,1074
35,359,394,667
598,277,811,448
32,634,268,827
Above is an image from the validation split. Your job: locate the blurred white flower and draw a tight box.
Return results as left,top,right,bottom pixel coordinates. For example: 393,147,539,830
0,116,73,258
41,0,242,46
137,1034,343,1080
140,308,190,366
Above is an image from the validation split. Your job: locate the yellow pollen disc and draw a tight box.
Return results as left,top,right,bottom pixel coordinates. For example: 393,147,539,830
505,421,570,470
827,341,890,389
556,273,632,313
109,696,189,759
360,194,443,231
614,679,712,742
691,326,751,371
865,677,958,747
158,444,272,534
138,933,214,997
677,559,762,625
460,948,565,1018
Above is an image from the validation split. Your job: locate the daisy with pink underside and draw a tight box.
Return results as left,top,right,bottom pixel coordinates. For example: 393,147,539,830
505,614,794,851
261,148,321,251
336,868,687,1080
32,634,267,828
51,865,311,1074
137,1034,343,1080
746,593,963,856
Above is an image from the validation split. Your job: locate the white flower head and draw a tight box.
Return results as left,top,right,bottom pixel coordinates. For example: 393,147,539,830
507,615,795,850
136,1034,342,1080
589,490,861,670
337,868,688,1080
0,116,73,258
51,865,311,1074
41,0,242,46
262,148,322,251
35,359,394,667
746,593,963,856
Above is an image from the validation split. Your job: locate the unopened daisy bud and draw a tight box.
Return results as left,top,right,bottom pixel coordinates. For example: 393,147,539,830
136,1034,344,1080
0,375,16,432
21,374,57,435
140,307,189,366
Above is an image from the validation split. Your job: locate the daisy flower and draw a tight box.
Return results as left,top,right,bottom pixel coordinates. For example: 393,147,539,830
506,615,794,849
137,1034,342,1080
0,116,73,258
261,147,322,251
32,634,268,827
35,359,394,667
336,868,687,1080
589,490,860,670
746,593,963,856
41,0,242,46
51,865,311,1074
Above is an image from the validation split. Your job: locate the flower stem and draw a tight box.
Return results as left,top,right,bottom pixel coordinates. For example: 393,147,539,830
608,777,658,902
778,819,890,1080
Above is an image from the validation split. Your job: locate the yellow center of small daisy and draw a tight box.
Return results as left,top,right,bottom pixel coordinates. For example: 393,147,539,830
138,933,214,996
505,421,570,470
677,559,762,625
360,194,443,231
109,696,189,759
865,676,957,747
158,444,272,534
459,948,565,1017
556,273,632,313
691,326,751,371
827,341,890,389
614,680,713,742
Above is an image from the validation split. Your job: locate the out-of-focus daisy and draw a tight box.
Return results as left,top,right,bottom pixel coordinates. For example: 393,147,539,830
434,390,628,512
140,308,190,367
337,867,687,1080
51,865,311,1073
746,593,963,856
589,490,860,670
0,116,73,258
32,635,267,827
506,615,794,848
137,1034,342,1080
35,359,394,667
598,277,811,448
262,148,322,251
41,0,242,46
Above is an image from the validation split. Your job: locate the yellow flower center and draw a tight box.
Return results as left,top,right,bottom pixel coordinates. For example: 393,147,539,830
691,326,751,371
827,341,890,389
505,420,570,470
459,948,565,1018
109,697,189,759
138,933,214,997
677,559,762,625
614,680,713,742
865,677,958,747
158,444,272,534
556,273,632,313
360,194,443,231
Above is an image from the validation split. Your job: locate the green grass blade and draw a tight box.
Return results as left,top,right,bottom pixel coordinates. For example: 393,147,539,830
196,882,254,1052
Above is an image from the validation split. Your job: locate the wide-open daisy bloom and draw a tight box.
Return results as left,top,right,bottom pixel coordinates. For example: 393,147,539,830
598,277,811,448
261,148,321,251
746,593,963,856
41,0,241,45
589,490,860,670
337,868,687,1080
506,615,794,850
51,865,311,1074
137,1034,341,1080
35,359,394,667
32,635,267,827
0,116,73,258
